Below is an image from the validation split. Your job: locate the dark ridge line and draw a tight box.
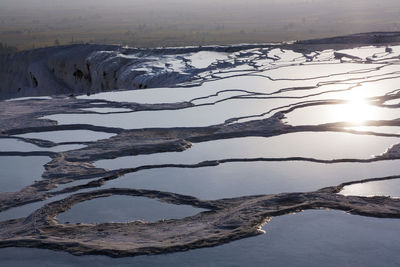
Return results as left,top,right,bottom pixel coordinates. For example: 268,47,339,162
246,99,345,122
0,151,57,157
47,188,221,212
74,110,135,115
289,124,400,139
181,57,327,89
334,129,400,138
10,84,397,140
1,186,399,257
247,63,394,82
276,94,385,116
8,42,278,59
0,43,398,224
221,76,400,124
0,172,114,212
12,119,397,200
65,97,195,112
237,73,400,101
49,156,400,197
173,53,337,88
211,61,389,83
2,160,400,253
5,114,397,189
198,58,397,92
294,31,400,45
5,38,395,102
197,83,361,110
189,89,256,102
320,119,400,128
11,117,398,182
12,72,397,135
216,157,391,164
4,124,124,135
52,141,91,146
0,135,92,148
0,50,398,166
13,155,400,215
0,135,57,148
382,88,400,96
41,101,195,116
61,106,189,116
34,185,400,219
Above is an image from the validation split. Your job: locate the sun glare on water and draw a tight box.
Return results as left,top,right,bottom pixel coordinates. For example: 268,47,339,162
332,87,379,126
336,98,376,124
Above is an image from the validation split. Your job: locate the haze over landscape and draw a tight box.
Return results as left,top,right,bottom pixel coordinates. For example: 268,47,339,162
1,0,400,50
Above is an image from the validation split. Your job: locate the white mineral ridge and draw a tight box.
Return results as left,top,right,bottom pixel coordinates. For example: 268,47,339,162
0,43,265,100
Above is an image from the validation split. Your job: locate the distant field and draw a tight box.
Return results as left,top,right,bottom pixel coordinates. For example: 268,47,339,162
1,0,400,51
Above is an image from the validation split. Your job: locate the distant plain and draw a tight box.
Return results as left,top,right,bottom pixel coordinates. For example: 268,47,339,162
1,0,400,52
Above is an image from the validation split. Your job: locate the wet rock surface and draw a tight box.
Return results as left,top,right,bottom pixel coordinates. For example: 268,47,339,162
0,32,400,258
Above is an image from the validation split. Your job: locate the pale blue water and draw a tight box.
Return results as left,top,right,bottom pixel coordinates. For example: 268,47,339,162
0,156,49,193
341,179,400,198
2,44,400,266
0,138,85,152
95,133,399,172
15,130,116,143
57,195,207,224
0,210,398,267
102,160,400,200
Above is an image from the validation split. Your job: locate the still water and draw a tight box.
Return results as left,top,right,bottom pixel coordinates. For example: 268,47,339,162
1,44,400,265
0,156,49,193
341,179,400,198
57,195,207,224
0,210,398,267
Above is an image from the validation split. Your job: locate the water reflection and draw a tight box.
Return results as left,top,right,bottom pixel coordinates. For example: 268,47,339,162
286,103,397,126
16,130,116,143
102,161,400,200
285,73,400,126
0,156,49,193
336,99,375,124
0,139,85,153
2,43,400,265
95,133,399,172
340,179,400,198
57,196,207,224
1,210,399,267
345,126,400,134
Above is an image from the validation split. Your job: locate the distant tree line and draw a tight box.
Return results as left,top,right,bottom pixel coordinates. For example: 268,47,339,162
0,42,17,55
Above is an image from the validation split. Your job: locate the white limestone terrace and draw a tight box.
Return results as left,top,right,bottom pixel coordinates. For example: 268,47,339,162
0,43,272,100
1,31,400,101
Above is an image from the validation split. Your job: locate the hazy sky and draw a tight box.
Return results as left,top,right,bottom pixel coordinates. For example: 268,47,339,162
1,0,400,49
2,0,398,24
1,0,399,12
